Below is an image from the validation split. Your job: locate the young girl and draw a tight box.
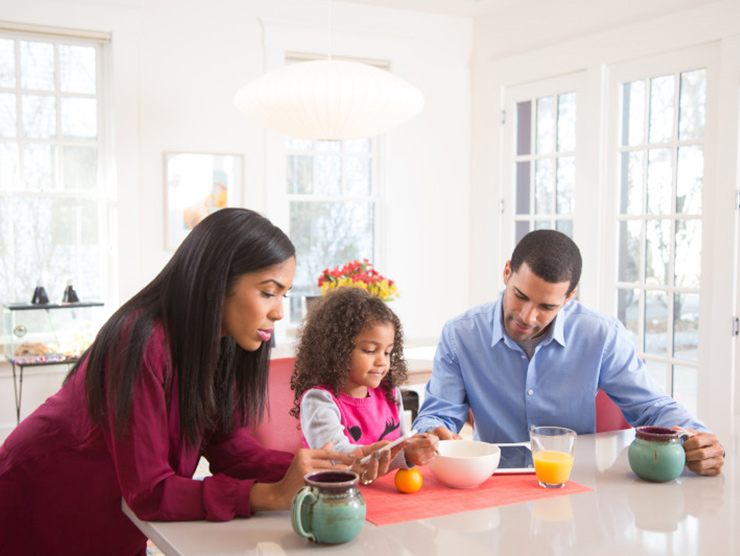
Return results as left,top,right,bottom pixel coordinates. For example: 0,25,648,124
291,287,437,484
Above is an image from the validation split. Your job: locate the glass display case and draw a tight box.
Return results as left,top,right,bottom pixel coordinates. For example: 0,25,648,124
2,301,105,422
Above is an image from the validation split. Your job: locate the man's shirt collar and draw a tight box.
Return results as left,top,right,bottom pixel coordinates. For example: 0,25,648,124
491,291,568,349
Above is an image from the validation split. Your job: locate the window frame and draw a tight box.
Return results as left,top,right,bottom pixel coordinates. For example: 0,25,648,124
0,25,113,308
282,133,384,327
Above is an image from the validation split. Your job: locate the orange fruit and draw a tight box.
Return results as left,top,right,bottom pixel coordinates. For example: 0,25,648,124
394,468,423,493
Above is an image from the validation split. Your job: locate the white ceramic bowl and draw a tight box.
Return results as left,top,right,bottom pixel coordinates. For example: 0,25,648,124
429,440,501,489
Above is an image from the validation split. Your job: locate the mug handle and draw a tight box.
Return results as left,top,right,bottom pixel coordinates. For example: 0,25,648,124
291,486,318,542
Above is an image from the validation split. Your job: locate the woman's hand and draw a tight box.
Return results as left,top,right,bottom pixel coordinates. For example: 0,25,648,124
249,442,355,513
403,433,439,466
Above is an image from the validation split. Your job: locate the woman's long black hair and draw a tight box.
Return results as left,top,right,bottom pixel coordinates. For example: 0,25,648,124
65,208,295,447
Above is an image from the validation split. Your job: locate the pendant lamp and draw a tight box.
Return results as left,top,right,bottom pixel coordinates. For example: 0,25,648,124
233,2,424,140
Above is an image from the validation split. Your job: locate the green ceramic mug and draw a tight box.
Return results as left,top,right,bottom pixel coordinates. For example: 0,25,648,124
291,470,366,544
628,426,690,482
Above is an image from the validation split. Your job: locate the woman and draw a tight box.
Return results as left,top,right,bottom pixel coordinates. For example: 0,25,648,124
0,209,370,555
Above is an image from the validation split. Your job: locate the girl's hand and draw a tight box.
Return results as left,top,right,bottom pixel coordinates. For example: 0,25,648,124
404,433,439,466
249,442,355,512
350,440,403,485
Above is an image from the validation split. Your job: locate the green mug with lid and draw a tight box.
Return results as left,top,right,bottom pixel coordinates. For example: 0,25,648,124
291,470,366,544
628,426,689,482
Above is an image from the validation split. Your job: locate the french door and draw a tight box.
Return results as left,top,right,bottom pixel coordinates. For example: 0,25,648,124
604,44,728,426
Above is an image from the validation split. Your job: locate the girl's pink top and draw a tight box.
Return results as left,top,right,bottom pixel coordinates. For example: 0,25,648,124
301,385,402,449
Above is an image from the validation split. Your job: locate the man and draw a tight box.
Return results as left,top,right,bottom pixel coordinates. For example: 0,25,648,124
413,230,724,475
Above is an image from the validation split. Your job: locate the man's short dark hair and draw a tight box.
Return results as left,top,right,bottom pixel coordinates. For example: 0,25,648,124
510,230,582,295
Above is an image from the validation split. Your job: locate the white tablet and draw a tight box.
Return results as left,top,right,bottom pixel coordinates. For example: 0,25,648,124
494,441,536,474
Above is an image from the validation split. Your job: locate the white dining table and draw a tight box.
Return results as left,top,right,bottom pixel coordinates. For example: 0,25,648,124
123,429,735,555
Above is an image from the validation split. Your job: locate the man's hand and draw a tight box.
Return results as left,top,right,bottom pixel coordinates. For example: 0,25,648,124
430,426,462,441
674,427,725,476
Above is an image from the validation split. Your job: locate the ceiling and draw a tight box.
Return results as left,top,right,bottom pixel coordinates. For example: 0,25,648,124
335,0,525,18
335,0,715,20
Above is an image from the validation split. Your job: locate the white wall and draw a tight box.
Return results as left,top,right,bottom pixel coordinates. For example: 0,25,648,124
0,0,473,437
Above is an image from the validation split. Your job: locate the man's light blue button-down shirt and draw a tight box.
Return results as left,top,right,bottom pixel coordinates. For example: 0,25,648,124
413,294,708,443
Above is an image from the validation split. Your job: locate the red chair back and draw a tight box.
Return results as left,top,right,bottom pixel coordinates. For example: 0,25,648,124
595,389,630,432
251,357,302,453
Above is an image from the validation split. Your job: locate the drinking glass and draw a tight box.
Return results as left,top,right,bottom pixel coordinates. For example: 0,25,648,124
530,426,577,489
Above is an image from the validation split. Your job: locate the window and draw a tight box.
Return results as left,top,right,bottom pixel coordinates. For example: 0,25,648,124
513,91,576,242
0,28,110,306
285,136,379,323
615,68,706,414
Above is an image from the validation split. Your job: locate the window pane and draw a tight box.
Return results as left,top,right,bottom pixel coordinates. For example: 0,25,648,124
644,290,668,357
0,142,19,189
645,219,670,286
515,220,530,244
289,200,374,292
516,101,531,156
22,94,56,138
515,161,530,214
316,140,341,153
619,151,643,215
617,287,640,351
52,197,104,298
0,195,103,302
673,364,697,415
20,40,55,91
618,220,641,282
22,143,56,190
622,80,645,146
0,38,15,87
285,137,313,152
555,156,574,214
555,219,573,238
62,145,98,190
60,44,96,94
644,360,668,393
61,97,97,138
674,219,701,288
343,138,371,154
673,293,698,363
646,148,671,215
676,145,703,214
1,197,50,299
557,92,576,152
648,75,674,143
0,92,17,137
536,96,555,154
344,156,370,196
315,155,341,195
287,155,312,194
678,69,706,141
534,158,553,215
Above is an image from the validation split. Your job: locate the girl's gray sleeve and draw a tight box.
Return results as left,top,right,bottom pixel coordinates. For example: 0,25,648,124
300,389,356,453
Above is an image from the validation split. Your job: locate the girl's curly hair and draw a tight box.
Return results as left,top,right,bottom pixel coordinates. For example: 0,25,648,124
290,287,407,419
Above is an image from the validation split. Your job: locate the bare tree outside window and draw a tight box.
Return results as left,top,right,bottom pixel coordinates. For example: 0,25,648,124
285,138,377,323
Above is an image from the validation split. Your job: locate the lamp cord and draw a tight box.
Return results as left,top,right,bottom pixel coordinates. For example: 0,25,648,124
327,0,332,60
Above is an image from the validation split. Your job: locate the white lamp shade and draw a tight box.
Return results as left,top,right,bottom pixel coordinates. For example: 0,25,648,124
234,59,425,140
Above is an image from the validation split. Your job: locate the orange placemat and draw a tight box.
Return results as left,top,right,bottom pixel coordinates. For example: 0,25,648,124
360,467,592,526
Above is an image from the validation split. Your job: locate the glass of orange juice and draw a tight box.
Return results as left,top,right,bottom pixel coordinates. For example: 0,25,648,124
530,426,577,489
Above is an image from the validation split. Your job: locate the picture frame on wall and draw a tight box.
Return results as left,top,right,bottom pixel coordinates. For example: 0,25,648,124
164,152,244,250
